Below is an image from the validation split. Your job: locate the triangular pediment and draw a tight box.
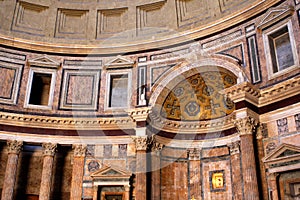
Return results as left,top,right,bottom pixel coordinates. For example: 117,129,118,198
257,6,294,30
90,165,132,179
263,143,300,163
104,55,134,69
28,55,60,68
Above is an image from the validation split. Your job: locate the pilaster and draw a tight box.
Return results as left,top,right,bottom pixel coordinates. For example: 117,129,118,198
188,148,201,200
70,144,87,200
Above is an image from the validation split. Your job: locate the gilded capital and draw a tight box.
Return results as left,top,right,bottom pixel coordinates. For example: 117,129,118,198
42,143,57,156
234,116,257,136
133,136,150,151
187,148,201,160
72,144,87,157
227,141,240,155
7,140,23,154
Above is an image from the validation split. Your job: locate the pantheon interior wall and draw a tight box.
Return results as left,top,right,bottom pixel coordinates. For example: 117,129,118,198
0,0,300,200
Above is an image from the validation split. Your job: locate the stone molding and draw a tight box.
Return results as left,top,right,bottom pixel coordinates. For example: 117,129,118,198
72,144,87,157
149,111,235,134
227,141,240,155
132,136,151,151
234,116,257,136
7,140,23,154
42,143,57,156
187,148,201,160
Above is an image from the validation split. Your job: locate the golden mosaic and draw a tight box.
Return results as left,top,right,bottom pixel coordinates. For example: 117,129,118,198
161,71,236,121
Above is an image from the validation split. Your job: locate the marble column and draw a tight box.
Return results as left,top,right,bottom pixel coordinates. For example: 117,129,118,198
151,137,164,200
133,136,150,200
124,185,130,200
227,141,243,200
235,117,260,200
188,148,201,200
70,144,87,200
1,140,23,200
256,124,268,200
267,173,279,200
39,143,57,200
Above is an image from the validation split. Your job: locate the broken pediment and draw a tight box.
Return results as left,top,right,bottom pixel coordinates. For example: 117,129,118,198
28,55,60,69
257,6,294,30
104,55,135,70
263,143,300,172
90,165,132,179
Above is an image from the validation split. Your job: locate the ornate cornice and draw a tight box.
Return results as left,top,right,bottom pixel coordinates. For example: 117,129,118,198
0,111,134,130
7,140,23,154
234,116,257,136
129,107,151,122
72,144,87,157
227,141,240,155
42,143,57,156
259,76,300,106
223,81,260,106
132,136,151,151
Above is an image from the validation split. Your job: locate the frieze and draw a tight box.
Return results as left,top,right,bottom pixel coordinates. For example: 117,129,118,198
42,143,57,156
7,140,23,154
0,111,134,130
72,144,87,157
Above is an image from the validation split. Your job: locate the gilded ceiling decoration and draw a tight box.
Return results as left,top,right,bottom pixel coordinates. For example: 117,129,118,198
161,71,236,121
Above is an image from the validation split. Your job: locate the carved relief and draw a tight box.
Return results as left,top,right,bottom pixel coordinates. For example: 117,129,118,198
72,144,87,157
227,141,240,155
187,148,201,160
161,71,236,121
88,160,100,172
42,143,57,156
295,114,300,131
234,116,257,136
276,118,288,135
7,140,23,154
266,142,276,155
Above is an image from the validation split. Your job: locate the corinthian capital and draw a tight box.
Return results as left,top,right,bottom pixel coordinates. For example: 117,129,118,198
227,141,240,155
133,136,150,151
42,143,57,156
151,135,164,153
72,144,87,157
7,140,23,154
187,148,201,160
234,116,257,136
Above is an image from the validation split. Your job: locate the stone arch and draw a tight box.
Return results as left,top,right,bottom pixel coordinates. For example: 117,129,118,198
149,55,246,108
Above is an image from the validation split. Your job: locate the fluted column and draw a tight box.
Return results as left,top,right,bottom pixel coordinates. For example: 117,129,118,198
227,141,243,200
267,173,279,200
256,124,268,200
39,143,57,200
188,148,201,200
1,140,23,200
235,117,259,200
151,137,164,200
133,136,150,200
70,144,87,200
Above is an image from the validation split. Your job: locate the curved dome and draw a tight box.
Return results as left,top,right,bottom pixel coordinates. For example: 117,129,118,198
0,0,281,54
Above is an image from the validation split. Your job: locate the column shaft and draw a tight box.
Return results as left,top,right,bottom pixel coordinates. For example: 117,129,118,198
151,152,161,200
136,149,147,200
240,134,259,200
1,140,22,200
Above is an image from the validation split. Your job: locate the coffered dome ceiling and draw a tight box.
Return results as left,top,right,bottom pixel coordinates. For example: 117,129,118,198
0,0,281,54
161,71,236,121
